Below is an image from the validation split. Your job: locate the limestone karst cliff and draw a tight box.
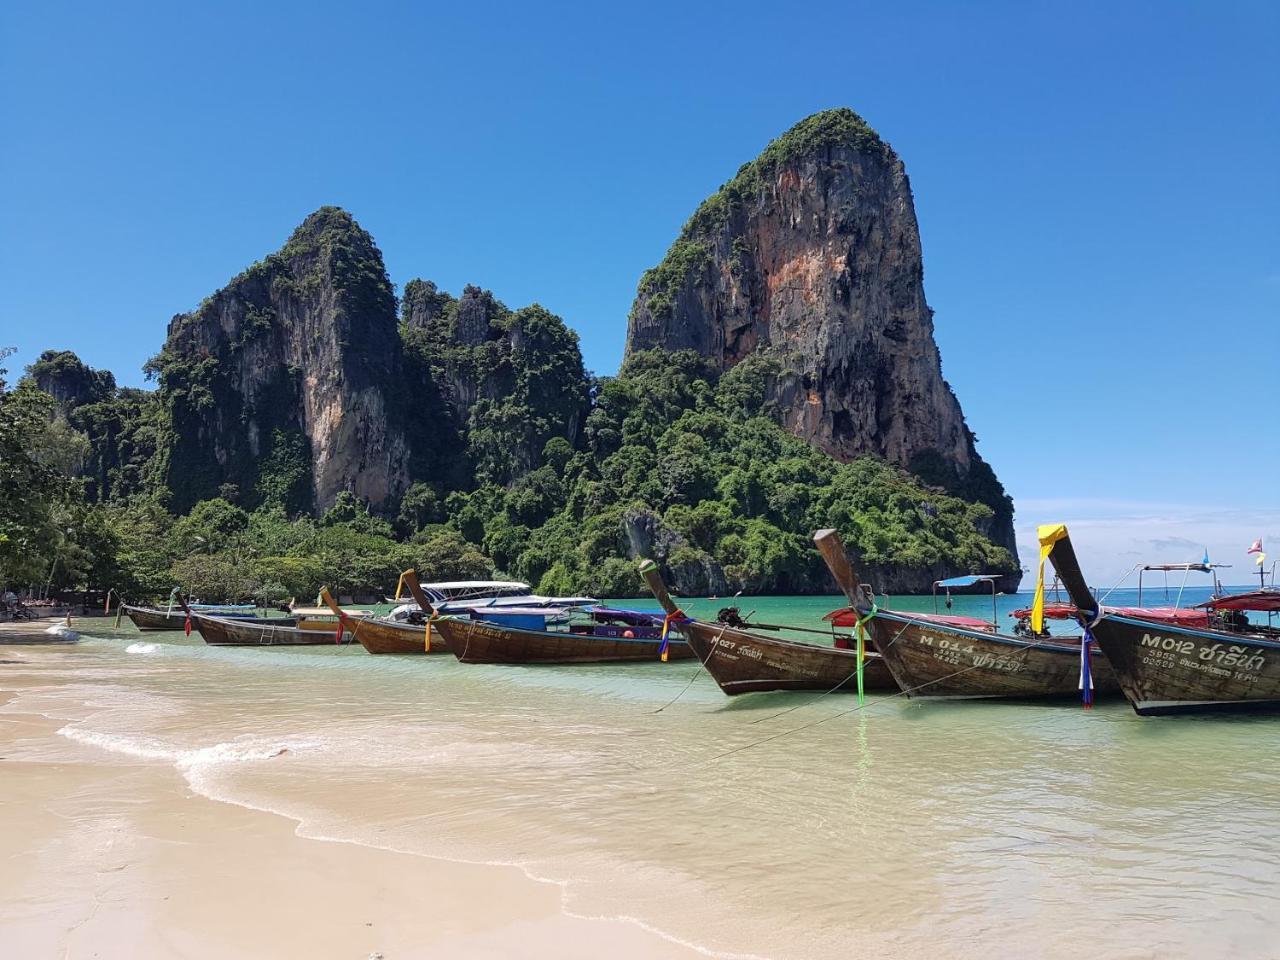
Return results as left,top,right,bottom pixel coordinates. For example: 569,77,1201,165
152,207,411,513
399,280,590,486
24,350,159,502
626,109,1018,577
22,112,1022,598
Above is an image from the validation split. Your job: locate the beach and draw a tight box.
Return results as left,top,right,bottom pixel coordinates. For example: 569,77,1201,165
0,644,702,959
4,598,1280,959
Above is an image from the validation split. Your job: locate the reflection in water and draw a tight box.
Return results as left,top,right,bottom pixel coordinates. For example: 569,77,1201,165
5,589,1279,959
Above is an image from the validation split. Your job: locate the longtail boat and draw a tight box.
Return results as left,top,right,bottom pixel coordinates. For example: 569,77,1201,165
170,593,347,647
811,528,1120,702
190,613,353,646
637,560,896,695
433,605,693,664
320,582,450,655
351,616,444,654
338,608,443,654
124,602,265,631
1045,523,1280,715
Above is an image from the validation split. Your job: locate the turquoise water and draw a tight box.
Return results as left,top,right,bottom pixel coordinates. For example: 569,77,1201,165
5,589,1279,959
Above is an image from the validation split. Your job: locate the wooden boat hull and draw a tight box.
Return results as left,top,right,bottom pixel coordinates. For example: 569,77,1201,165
124,605,274,631
682,620,897,695
194,615,350,647
125,606,187,630
352,617,451,655
1090,615,1280,715
864,610,1118,700
433,617,694,664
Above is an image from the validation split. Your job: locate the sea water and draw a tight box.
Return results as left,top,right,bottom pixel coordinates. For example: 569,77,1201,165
4,588,1279,959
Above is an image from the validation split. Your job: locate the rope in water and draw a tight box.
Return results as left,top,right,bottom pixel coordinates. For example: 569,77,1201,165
702,626,1043,763
652,600,897,721
746,618,914,726
651,618,727,714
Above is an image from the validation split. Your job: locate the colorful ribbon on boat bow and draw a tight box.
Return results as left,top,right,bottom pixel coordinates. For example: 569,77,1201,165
659,610,687,662
1080,623,1095,709
854,604,878,705
1032,524,1069,634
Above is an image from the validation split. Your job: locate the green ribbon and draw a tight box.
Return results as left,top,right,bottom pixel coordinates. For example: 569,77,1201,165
853,604,878,705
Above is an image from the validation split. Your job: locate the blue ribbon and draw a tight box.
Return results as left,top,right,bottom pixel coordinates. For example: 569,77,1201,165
1080,622,1095,708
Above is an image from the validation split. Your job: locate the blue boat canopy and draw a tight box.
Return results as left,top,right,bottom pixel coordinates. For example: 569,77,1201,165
934,575,1001,589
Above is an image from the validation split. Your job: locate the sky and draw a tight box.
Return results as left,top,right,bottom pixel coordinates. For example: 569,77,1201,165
1,1,1276,586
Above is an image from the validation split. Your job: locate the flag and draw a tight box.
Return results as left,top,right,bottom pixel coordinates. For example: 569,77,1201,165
1259,553,1268,568
1249,539,1263,555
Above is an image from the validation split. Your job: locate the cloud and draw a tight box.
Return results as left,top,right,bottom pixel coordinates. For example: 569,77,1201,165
1012,496,1279,590
1146,536,1202,552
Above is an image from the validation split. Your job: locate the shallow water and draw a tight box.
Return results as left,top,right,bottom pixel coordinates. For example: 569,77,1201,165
5,588,1279,959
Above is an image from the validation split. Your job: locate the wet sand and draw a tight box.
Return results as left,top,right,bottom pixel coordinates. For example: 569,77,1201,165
0,687,701,959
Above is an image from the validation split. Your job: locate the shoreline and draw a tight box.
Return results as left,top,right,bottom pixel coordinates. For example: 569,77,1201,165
9,611,1279,959
0,673,711,959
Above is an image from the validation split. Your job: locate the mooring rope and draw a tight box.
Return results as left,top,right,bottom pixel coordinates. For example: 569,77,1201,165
652,620,727,714
702,627,1043,763
745,618,915,725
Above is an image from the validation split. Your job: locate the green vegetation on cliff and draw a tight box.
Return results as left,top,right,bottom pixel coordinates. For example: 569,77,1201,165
8,336,1013,601
446,349,1013,597
399,282,590,487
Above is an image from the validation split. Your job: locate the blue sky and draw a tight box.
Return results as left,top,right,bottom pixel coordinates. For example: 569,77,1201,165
2,1,1276,584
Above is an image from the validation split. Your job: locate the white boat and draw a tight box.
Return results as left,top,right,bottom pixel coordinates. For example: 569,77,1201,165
384,579,596,621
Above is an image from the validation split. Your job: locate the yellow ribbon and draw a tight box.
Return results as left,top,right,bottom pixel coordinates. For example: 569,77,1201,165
1032,523,1070,634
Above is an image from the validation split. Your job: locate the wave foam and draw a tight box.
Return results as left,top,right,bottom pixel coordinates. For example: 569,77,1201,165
125,642,159,654
57,726,296,796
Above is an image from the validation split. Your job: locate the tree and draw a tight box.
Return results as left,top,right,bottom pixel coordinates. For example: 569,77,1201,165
170,554,260,602
0,366,78,588
396,482,442,536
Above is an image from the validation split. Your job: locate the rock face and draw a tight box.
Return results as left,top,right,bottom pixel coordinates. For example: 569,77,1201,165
156,207,410,513
621,507,732,597
626,109,1018,574
24,350,158,503
28,350,115,414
